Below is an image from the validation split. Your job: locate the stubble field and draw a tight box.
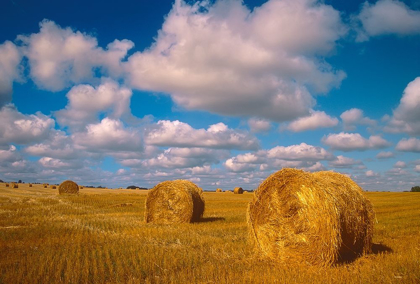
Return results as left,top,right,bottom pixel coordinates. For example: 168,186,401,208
0,183,419,283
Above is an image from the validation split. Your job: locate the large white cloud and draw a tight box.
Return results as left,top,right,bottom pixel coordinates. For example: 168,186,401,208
386,77,420,135
322,132,390,151
18,20,134,91
224,143,332,173
267,142,334,160
356,0,420,41
0,41,22,107
55,79,132,129
145,120,259,150
126,0,346,122
396,137,420,152
340,108,376,130
38,157,82,169
248,118,271,133
72,118,142,152
134,147,227,169
329,155,362,168
0,105,55,145
25,131,77,159
286,110,338,132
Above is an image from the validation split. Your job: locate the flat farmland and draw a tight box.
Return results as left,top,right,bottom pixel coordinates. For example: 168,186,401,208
0,184,419,283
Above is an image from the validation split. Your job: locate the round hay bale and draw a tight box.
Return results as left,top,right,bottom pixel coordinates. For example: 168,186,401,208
216,188,223,192
225,190,232,193
79,186,84,189
145,180,205,224
247,168,374,266
234,187,244,194
11,182,18,188
5,183,9,187
58,180,79,195
29,183,33,187
43,183,48,188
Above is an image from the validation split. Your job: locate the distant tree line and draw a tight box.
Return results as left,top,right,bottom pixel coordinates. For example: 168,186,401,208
411,186,420,192
126,185,148,190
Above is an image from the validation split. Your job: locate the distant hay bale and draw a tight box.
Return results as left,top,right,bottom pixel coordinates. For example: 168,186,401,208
5,183,9,187
145,180,205,224
225,190,232,193
43,183,48,188
234,187,244,194
216,188,223,192
29,184,32,187
247,168,375,266
58,180,79,195
11,182,18,188
51,185,57,189
79,186,84,189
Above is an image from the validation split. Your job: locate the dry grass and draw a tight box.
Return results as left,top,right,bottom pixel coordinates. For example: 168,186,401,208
247,169,374,266
0,183,419,283
145,180,205,224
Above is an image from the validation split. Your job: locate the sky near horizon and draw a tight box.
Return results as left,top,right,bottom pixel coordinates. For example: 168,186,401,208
0,0,420,191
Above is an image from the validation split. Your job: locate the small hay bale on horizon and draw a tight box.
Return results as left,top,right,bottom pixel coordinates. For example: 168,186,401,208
145,180,205,224
5,183,9,187
11,182,18,189
79,186,84,189
247,168,375,266
216,188,223,192
50,185,56,189
234,187,244,194
58,180,79,195
29,183,32,187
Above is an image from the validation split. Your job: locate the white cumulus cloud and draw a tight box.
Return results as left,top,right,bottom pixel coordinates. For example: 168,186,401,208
396,137,420,152
286,110,338,132
322,132,390,151
126,0,346,121
386,77,420,135
55,79,132,129
72,118,142,152
267,143,334,161
248,118,271,133
340,108,376,130
145,120,259,150
0,105,55,145
18,20,134,91
0,41,22,107
355,0,420,41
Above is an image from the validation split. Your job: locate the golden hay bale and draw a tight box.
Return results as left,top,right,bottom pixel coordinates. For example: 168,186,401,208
79,186,84,189
145,180,205,224
247,168,375,266
225,190,232,193
43,183,48,188
58,180,79,195
216,188,223,192
234,187,244,194
29,184,32,187
51,185,56,189
11,182,18,188
5,183,9,187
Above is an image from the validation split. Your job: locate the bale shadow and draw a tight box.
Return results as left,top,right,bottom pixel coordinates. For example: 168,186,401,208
195,217,225,223
371,243,393,254
338,242,393,264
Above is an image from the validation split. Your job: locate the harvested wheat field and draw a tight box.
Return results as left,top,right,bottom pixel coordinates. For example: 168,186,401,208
0,182,419,283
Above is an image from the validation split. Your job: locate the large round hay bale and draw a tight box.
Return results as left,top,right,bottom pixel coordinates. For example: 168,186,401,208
247,168,374,266
216,188,223,192
11,182,18,188
58,180,79,194
145,180,205,224
234,187,244,194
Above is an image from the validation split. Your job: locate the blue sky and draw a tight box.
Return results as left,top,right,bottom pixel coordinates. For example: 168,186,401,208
1,0,420,191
